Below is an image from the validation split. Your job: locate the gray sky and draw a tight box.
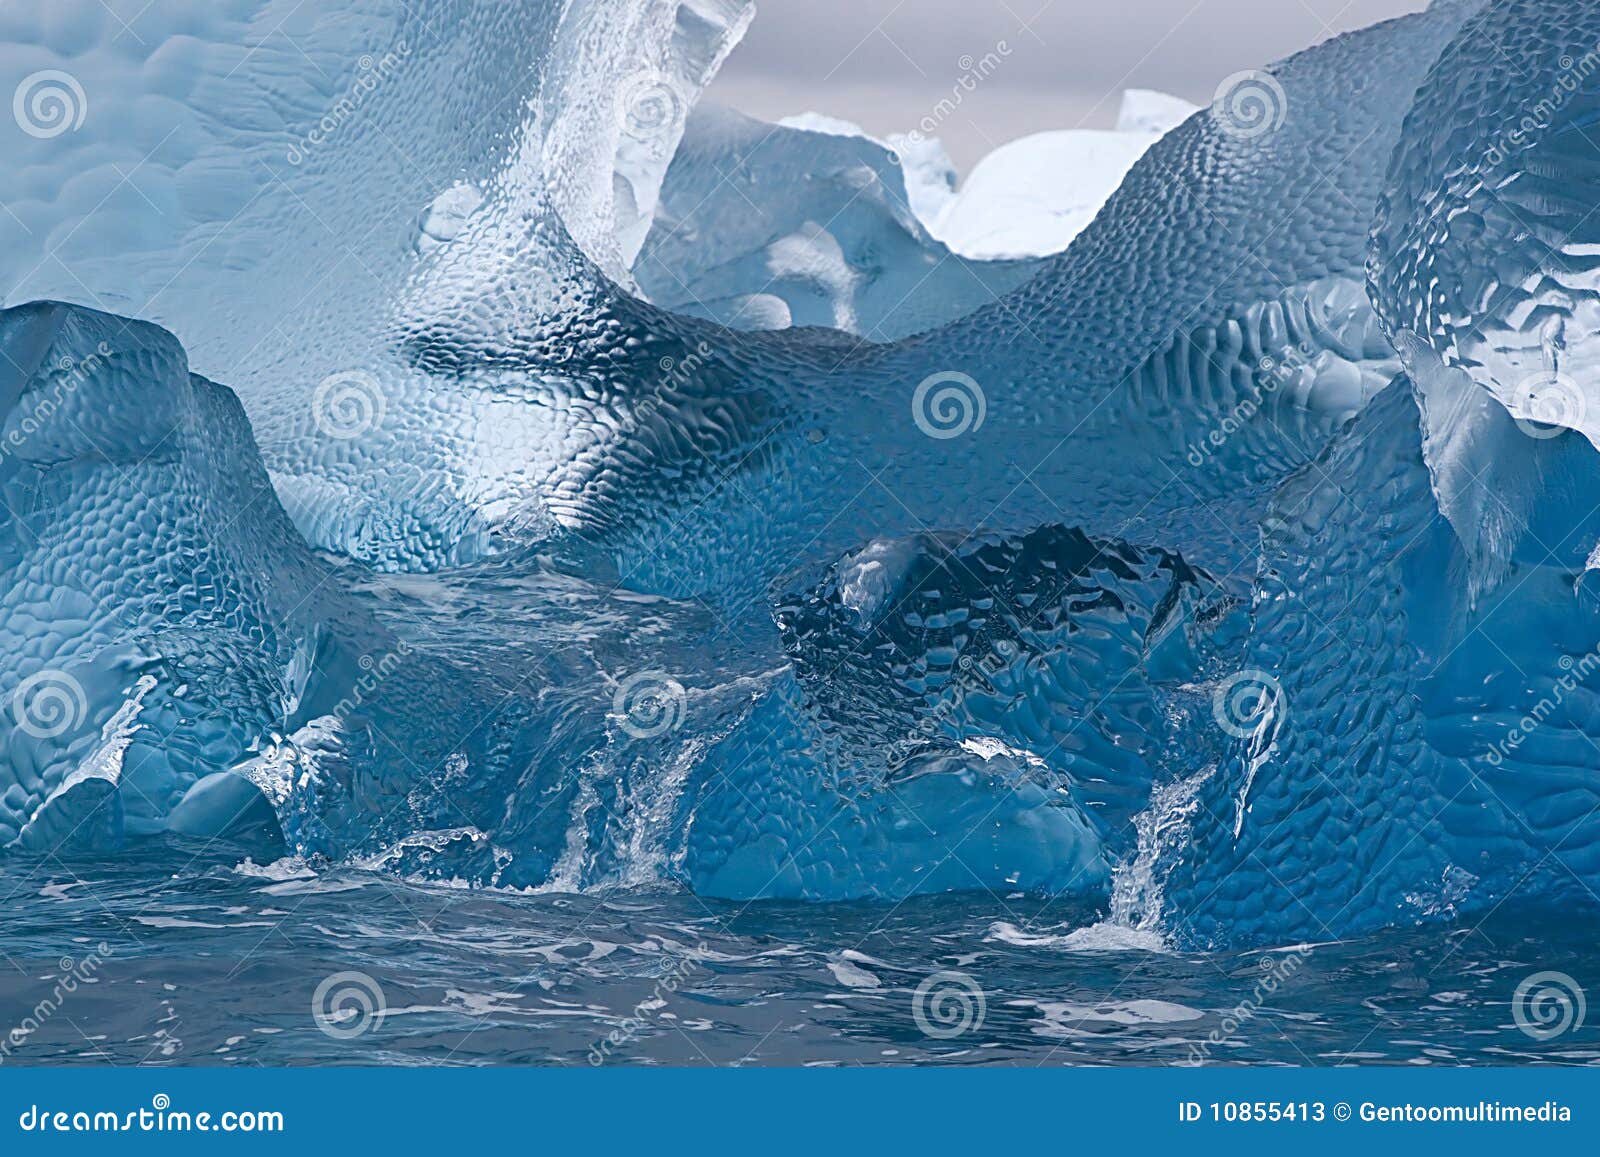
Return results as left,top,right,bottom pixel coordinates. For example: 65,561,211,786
708,0,1428,169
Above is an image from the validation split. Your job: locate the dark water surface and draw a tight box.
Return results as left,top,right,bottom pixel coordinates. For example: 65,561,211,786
0,848,1595,1067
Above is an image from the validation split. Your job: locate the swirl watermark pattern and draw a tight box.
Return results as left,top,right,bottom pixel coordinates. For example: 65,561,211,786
612,671,687,740
1212,669,1284,741
11,669,88,740
912,969,986,1039
912,371,986,440
1512,370,1586,439
1210,70,1287,141
1512,971,1586,1041
311,971,386,1040
13,70,87,139
312,370,386,440
617,70,685,143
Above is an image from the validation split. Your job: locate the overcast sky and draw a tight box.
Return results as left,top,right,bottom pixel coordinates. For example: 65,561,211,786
708,0,1428,169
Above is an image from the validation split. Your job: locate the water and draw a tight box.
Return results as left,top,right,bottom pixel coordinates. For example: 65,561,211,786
0,846,1594,1067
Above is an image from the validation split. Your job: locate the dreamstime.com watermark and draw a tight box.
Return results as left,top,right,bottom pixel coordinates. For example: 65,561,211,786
1211,669,1285,741
330,641,413,727
1184,948,1310,1064
912,640,1019,744
611,670,687,740
0,945,112,1063
904,42,1012,144
12,70,86,139
616,68,687,148
312,369,386,440
1481,41,1600,169
588,947,705,1064
618,339,715,439
17,1095,282,1134
912,371,986,440
312,971,386,1040
10,667,89,741
1184,339,1319,468
1210,69,1288,141
1510,369,1587,441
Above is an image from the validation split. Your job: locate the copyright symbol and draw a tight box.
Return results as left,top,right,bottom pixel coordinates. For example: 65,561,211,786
1333,1102,1351,1121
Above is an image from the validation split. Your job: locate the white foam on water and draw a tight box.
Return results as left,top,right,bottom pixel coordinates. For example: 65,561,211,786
986,919,1169,954
1035,998,1204,1025
1106,768,1214,933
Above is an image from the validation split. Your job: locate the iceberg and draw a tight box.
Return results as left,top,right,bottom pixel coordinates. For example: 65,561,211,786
1166,374,1600,946
0,302,577,864
1370,0,1600,595
16,0,1600,956
1115,89,1201,134
923,90,1198,261
605,3,1467,598
0,0,753,571
633,105,1038,338
0,2,1458,584
932,128,1166,260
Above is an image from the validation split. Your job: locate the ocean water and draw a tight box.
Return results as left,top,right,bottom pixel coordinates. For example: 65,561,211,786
0,847,1594,1067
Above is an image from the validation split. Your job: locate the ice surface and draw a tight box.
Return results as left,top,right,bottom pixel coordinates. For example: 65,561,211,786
1167,379,1600,946
1371,0,1600,596
773,527,1236,843
737,95,1200,263
602,6,1470,603
15,0,1597,951
0,303,592,864
933,129,1166,260
0,1,1462,587
0,0,753,570
1115,89,1201,134
0,306,1138,900
920,90,1197,260
773,113,963,234
634,105,1037,338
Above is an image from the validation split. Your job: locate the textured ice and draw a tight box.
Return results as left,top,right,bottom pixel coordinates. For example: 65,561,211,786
0,0,1460,581
0,0,753,570
1371,0,1600,594
584,5,1474,604
772,527,1240,850
0,0,1465,588
15,0,1599,952
1167,379,1600,946
0,303,592,864
3,302,1133,899
675,525,1237,900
